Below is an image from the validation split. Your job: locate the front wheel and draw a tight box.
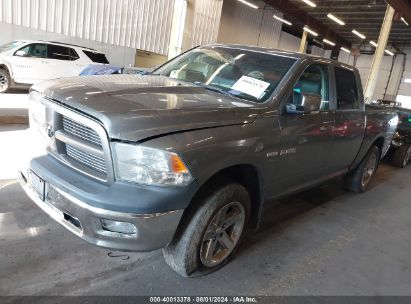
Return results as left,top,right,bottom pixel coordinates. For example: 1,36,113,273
344,146,380,193
392,144,411,168
0,69,11,93
163,180,250,277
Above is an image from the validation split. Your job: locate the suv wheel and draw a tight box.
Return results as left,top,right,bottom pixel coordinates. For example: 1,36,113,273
0,69,11,93
344,146,380,193
392,144,411,168
163,180,250,277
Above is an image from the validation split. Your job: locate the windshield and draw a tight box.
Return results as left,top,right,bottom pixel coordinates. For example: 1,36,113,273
0,41,25,53
154,46,297,103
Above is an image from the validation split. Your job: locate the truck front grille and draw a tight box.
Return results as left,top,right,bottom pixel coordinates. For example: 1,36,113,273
62,116,102,147
37,98,113,183
66,144,107,174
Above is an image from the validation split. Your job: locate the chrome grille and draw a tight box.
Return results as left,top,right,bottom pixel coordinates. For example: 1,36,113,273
66,144,107,174
62,116,102,147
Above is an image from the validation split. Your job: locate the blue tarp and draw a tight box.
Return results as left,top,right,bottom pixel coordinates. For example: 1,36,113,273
79,64,122,76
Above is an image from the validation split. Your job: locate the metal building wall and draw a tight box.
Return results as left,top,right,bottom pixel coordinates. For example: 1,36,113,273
217,0,282,49
0,0,175,55
190,0,223,47
257,5,283,49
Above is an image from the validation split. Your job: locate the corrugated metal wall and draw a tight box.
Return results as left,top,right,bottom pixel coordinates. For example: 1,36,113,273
257,6,283,49
217,0,282,49
190,0,223,47
0,0,175,55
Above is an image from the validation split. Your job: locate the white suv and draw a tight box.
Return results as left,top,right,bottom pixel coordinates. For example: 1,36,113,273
0,40,110,93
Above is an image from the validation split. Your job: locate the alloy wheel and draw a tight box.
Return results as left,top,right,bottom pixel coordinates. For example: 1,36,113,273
361,153,377,187
0,74,8,91
200,201,245,268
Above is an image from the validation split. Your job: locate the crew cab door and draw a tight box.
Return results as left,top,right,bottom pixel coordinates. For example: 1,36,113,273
11,43,48,84
329,65,365,170
273,62,335,194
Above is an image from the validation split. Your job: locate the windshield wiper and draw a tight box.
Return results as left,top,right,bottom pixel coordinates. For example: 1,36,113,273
193,82,234,97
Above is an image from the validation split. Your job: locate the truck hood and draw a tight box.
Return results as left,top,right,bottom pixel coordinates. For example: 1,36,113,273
32,75,260,142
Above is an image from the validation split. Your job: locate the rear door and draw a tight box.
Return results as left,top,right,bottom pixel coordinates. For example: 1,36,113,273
45,44,85,79
273,61,336,194
329,65,365,170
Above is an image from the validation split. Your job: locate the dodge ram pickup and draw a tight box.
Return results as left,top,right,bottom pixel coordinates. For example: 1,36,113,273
19,45,398,277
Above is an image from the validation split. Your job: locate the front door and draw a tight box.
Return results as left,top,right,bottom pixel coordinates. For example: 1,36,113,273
272,62,335,196
11,43,48,84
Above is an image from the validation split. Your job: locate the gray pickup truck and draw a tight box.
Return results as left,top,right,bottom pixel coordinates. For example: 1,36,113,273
19,44,398,277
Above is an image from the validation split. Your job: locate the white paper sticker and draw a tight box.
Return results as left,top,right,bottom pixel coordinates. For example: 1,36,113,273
231,75,270,98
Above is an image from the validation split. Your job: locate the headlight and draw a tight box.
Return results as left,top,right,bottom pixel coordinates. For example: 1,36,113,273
112,143,194,186
29,91,46,126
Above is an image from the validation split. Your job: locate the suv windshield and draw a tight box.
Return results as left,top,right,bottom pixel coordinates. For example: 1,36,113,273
154,46,297,103
0,41,25,53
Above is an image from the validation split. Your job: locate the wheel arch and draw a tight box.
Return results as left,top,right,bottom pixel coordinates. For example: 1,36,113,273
350,135,386,171
373,136,385,157
0,63,14,82
175,163,264,241
0,63,11,75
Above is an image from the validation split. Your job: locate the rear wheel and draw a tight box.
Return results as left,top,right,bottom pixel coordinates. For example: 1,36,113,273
0,69,11,93
392,144,411,168
163,180,250,277
344,146,380,193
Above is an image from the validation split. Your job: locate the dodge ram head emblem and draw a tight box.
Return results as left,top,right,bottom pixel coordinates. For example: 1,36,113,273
46,124,54,138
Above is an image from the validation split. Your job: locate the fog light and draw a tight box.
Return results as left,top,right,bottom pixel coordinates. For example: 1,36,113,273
101,219,137,235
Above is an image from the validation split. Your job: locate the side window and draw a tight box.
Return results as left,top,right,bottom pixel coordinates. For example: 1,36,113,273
48,45,71,61
335,67,359,110
69,48,79,61
14,44,47,58
83,50,109,64
288,64,330,111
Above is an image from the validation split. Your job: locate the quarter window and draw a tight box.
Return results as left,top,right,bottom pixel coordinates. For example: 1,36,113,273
335,67,360,110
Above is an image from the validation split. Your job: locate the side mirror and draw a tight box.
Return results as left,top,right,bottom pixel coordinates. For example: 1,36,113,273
301,93,322,114
285,103,305,115
15,50,27,57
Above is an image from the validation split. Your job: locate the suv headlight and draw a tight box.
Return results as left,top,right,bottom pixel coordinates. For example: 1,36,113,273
29,91,46,126
112,142,194,186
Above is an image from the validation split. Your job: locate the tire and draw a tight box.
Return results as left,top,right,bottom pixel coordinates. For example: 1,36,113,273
344,146,380,193
0,69,11,93
392,144,411,168
163,179,250,277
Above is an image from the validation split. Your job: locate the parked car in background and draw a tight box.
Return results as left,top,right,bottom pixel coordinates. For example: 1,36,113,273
79,64,122,76
0,40,109,93
20,45,398,277
122,66,152,75
374,99,411,167
78,65,150,76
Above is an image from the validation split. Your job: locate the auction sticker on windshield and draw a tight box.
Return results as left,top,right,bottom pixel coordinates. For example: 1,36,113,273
231,75,270,98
